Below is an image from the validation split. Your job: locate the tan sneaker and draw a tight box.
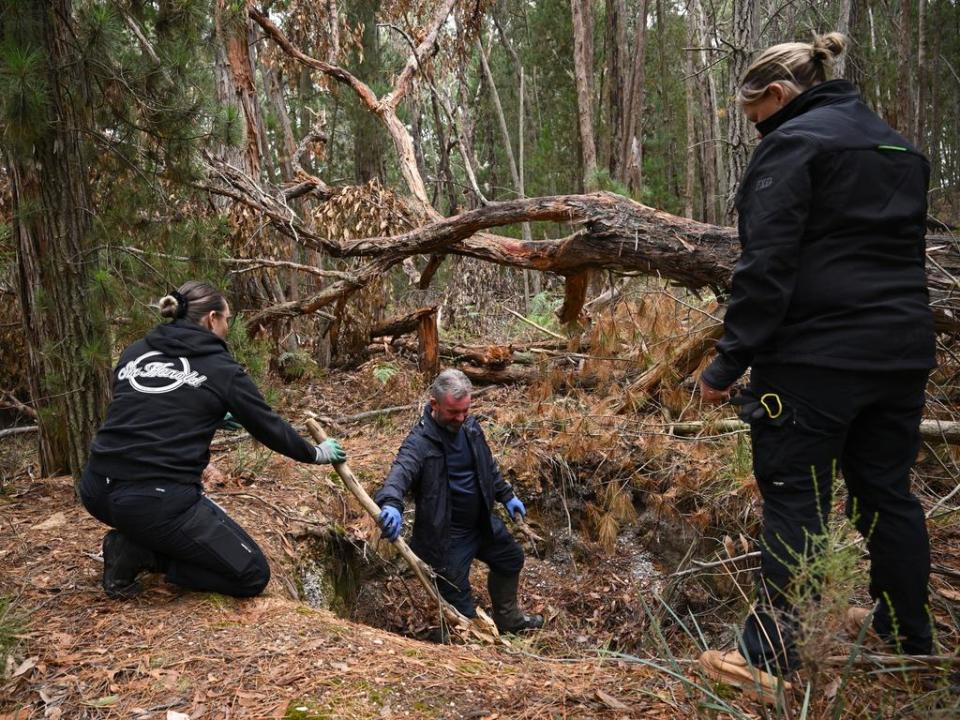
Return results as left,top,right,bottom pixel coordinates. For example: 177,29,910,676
699,649,792,705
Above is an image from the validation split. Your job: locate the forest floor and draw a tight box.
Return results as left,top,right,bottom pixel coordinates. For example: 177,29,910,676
2,307,960,718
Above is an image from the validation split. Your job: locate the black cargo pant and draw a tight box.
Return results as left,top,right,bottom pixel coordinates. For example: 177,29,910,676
432,490,524,617
80,466,270,597
741,364,931,671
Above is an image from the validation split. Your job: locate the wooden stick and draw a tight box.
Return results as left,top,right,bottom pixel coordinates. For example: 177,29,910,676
664,418,960,445
304,414,501,644
0,426,38,439
502,306,566,341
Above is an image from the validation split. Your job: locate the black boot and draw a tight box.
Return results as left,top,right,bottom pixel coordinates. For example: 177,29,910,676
102,530,159,599
487,571,544,633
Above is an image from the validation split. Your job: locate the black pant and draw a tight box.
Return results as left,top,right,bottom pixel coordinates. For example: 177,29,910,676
434,490,524,617
742,364,931,669
80,466,270,598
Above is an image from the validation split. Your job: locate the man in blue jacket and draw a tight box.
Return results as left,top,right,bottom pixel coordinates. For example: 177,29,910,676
374,369,543,634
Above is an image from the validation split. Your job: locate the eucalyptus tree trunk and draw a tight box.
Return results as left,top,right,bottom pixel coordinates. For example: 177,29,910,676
214,2,266,178
691,0,721,224
351,0,386,183
915,0,927,153
478,34,535,308
835,0,853,78
602,0,628,179
621,0,650,193
215,2,287,325
896,0,914,142
725,0,758,218
684,38,696,219
5,0,111,478
570,0,598,191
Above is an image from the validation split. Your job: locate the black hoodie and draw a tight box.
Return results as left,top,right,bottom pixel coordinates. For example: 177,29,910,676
88,320,316,483
702,80,935,390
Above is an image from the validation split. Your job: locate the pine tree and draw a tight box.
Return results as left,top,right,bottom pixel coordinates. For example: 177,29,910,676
0,0,226,478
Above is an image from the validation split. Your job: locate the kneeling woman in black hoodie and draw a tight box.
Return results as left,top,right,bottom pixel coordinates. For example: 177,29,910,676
80,280,346,599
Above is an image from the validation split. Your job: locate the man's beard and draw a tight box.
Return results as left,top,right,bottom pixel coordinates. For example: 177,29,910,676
437,418,462,433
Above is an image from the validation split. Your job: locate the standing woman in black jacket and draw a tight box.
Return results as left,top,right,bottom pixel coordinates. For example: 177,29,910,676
698,33,935,696
80,281,346,599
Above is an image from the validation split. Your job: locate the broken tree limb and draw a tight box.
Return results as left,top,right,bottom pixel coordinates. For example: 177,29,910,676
370,305,439,339
417,308,440,378
557,270,591,326
417,253,446,289
620,322,724,410
304,415,501,644
368,305,440,377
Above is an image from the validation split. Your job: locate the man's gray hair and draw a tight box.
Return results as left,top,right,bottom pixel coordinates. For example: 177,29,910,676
429,368,473,401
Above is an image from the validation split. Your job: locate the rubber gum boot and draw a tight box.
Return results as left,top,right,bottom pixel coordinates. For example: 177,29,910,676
102,530,159,599
487,571,544,633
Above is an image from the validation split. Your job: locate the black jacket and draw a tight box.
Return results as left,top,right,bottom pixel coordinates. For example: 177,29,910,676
373,407,515,568
87,320,316,483
702,80,935,390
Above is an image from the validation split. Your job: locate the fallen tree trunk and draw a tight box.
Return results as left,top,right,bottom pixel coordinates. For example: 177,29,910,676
369,305,438,339
216,185,958,332
381,337,520,368
461,363,541,385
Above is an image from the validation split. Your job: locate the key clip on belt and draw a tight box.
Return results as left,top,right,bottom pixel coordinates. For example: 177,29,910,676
759,393,783,420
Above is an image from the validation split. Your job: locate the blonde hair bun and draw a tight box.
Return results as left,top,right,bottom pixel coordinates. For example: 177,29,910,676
812,32,847,63
158,294,180,319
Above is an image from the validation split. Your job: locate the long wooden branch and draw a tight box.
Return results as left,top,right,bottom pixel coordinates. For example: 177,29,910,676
380,0,458,112
249,7,377,108
250,3,453,212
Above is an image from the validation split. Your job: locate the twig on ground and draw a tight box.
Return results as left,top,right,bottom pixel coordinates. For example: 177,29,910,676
0,426,37,439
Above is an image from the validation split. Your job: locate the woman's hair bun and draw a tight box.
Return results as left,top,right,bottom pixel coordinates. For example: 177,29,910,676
158,294,180,319
812,32,847,63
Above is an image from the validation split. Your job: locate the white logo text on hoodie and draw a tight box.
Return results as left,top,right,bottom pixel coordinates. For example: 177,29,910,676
118,351,208,394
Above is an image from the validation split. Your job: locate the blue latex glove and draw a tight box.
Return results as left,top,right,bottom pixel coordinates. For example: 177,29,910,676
379,505,402,542
314,438,346,464
504,496,526,521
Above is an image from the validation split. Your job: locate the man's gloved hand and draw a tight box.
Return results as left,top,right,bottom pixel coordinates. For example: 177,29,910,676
504,496,526,521
220,412,243,432
314,438,346,464
379,505,402,542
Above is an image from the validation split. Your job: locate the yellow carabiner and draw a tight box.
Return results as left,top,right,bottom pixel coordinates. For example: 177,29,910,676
760,393,783,419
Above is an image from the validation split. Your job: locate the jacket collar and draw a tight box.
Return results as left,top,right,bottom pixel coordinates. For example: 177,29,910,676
756,79,859,137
